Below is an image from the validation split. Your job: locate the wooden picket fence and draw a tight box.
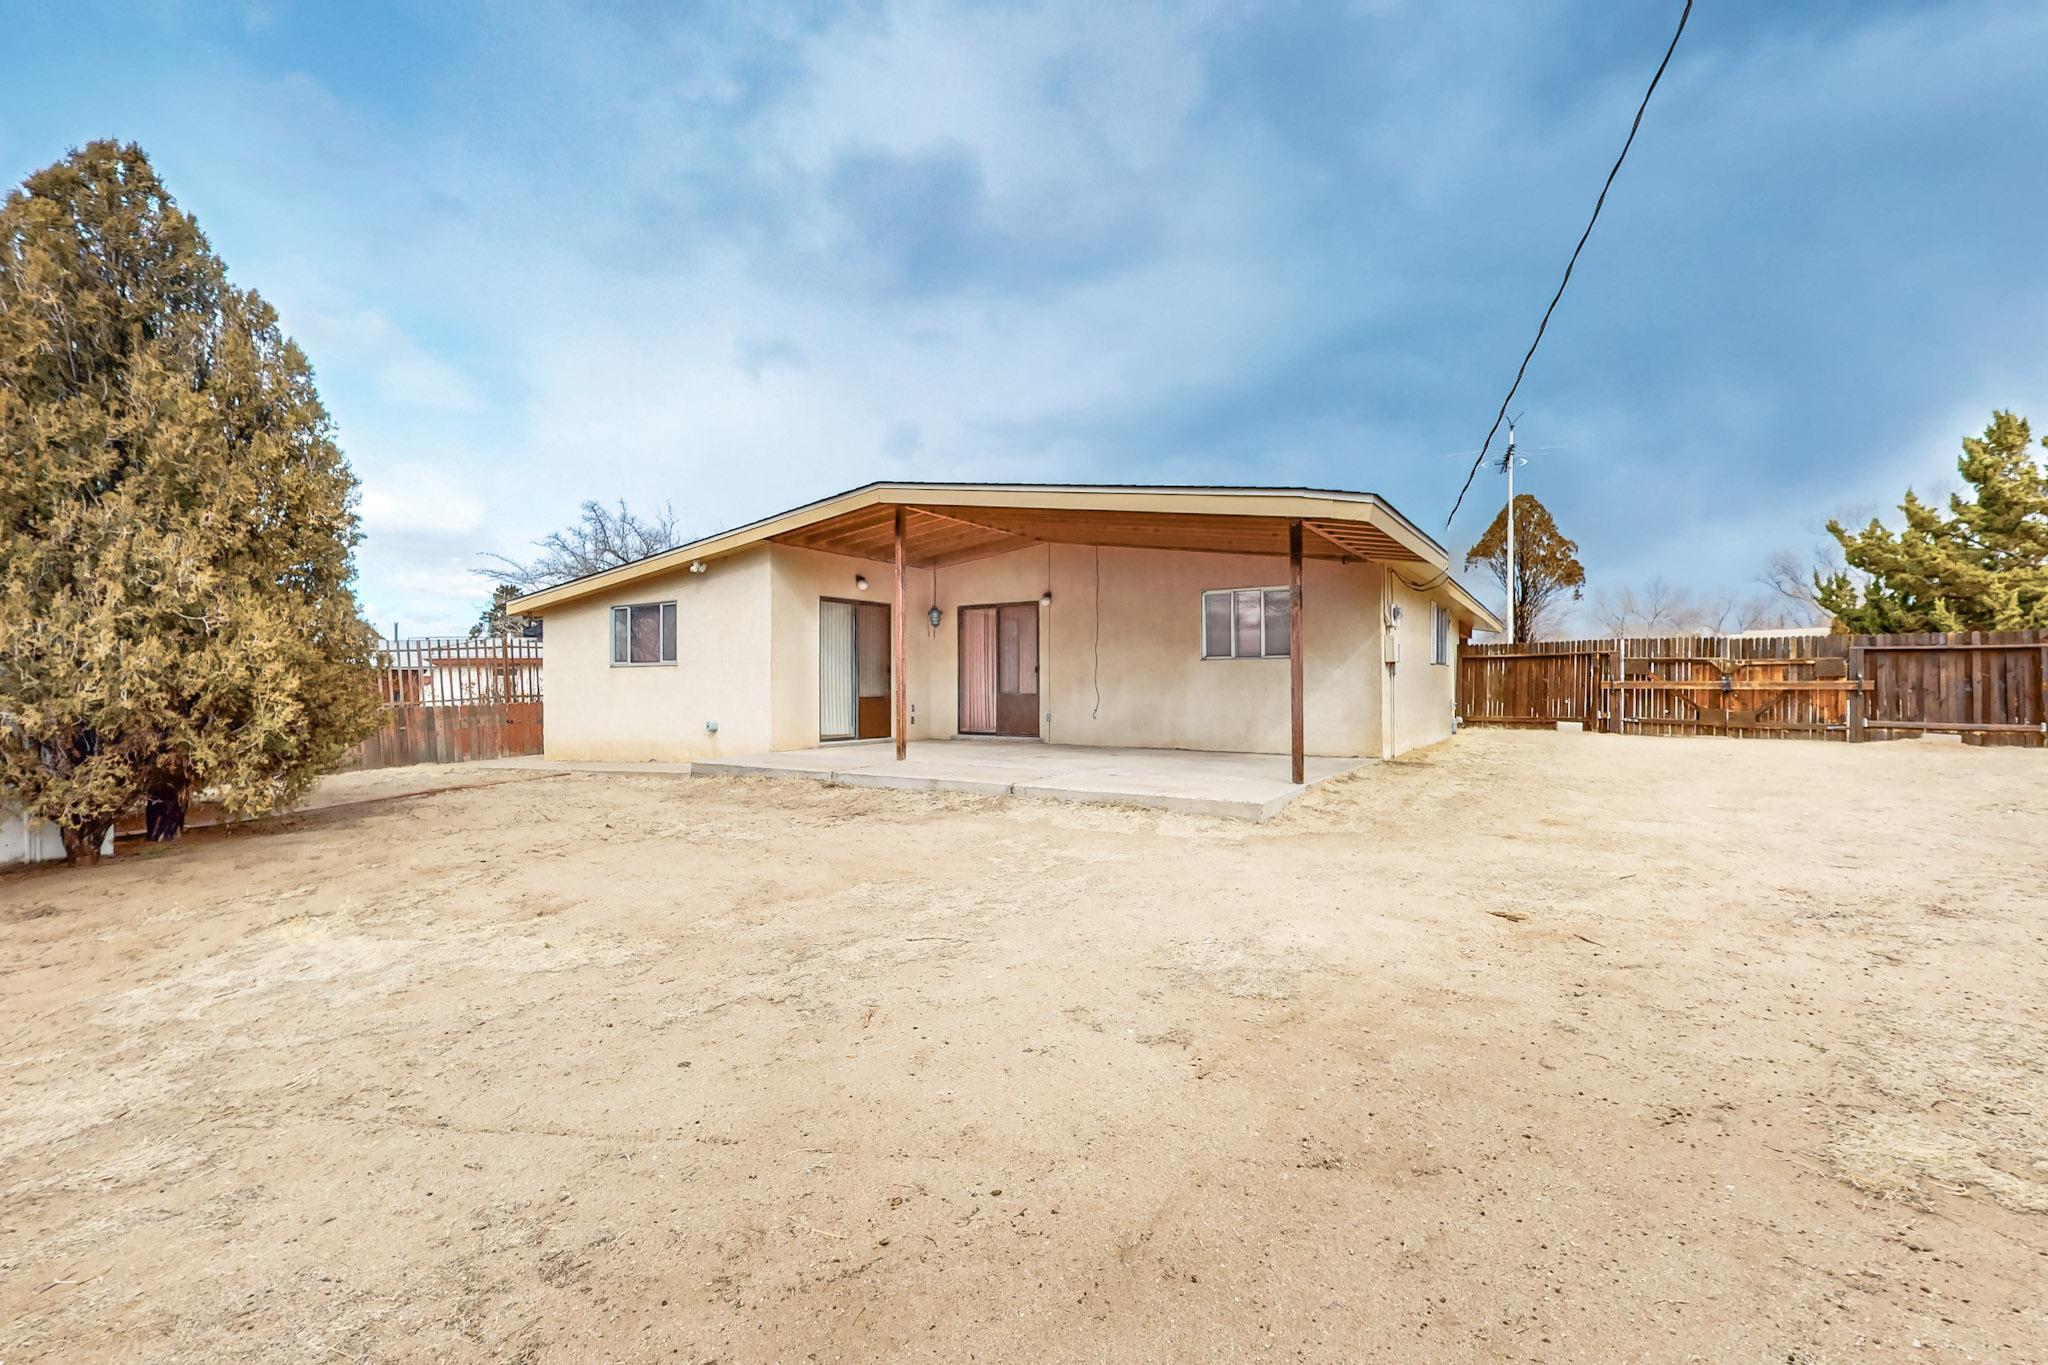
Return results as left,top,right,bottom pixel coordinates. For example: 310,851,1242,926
341,636,544,770
1459,630,2048,746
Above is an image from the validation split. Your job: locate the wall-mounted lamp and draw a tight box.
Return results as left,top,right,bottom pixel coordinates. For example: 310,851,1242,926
928,606,943,628
689,560,707,574
854,574,869,591
1040,590,1053,606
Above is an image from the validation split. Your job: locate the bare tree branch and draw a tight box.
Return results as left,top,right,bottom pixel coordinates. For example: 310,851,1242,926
479,500,684,590
471,500,686,639
1757,549,1836,627
1591,575,1829,636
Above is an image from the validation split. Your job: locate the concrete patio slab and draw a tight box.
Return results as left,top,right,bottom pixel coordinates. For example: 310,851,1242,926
475,758,697,777
690,740,1370,820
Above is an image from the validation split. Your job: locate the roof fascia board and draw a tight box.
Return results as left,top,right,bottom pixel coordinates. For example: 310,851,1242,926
511,481,1447,614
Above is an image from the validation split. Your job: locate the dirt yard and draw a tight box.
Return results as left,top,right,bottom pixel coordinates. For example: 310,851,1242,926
2,731,2043,1362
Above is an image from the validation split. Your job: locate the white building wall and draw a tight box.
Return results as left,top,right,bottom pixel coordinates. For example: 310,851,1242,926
2,807,111,865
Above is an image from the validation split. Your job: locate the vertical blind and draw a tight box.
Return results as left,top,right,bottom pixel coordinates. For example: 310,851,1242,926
818,601,856,739
960,606,999,733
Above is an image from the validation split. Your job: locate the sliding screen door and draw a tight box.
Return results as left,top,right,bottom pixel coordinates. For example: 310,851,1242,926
819,601,857,740
960,606,998,734
854,601,891,739
995,603,1039,736
959,603,1039,737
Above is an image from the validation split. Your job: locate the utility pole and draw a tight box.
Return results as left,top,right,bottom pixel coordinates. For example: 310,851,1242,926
1503,419,1518,645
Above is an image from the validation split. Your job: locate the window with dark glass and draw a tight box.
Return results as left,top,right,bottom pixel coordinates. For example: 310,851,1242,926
1200,587,1291,659
610,602,677,664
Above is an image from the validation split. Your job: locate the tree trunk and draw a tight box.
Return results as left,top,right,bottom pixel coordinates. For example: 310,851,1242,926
145,783,189,842
60,820,112,865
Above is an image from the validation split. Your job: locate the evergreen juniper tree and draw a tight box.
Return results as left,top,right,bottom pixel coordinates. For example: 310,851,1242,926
0,141,379,862
1816,410,2048,632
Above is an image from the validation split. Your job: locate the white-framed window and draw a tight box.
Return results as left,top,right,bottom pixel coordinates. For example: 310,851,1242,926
611,601,677,665
1201,587,1291,660
1431,603,1451,665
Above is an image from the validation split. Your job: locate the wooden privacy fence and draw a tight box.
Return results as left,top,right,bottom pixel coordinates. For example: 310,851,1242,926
342,636,544,770
1459,630,2048,746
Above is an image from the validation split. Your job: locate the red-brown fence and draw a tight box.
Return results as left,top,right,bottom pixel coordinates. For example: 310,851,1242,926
1854,630,2048,746
342,636,545,770
1459,630,2047,746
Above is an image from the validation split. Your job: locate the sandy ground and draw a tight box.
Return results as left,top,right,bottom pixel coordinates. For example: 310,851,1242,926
2,730,2044,1363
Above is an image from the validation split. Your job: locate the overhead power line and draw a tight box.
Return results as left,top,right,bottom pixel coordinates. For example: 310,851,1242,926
1446,0,1694,529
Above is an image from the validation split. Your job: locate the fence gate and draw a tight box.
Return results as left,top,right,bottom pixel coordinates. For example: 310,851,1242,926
1610,635,1855,739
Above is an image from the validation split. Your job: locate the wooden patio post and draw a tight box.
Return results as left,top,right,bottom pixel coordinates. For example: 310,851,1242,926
1289,519,1304,785
893,504,908,761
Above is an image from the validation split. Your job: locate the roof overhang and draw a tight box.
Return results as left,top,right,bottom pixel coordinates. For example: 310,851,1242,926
1440,578,1504,635
511,481,1454,616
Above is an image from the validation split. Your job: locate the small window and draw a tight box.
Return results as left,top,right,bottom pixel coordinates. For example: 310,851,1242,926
610,601,677,665
1431,604,1451,665
1201,587,1291,659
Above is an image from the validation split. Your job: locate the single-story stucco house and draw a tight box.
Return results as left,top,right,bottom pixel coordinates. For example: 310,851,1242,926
509,482,1500,780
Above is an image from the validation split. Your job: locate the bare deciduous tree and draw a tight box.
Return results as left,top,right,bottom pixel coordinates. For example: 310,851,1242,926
1589,578,1818,636
480,499,685,592
1757,549,1836,627
1588,578,1690,635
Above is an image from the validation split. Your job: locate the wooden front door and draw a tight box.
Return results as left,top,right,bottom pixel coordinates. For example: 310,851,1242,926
959,603,1039,737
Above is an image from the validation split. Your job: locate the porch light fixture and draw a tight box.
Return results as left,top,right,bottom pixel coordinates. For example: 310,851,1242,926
689,560,707,574
1040,590,1053,606
854,574,868,591
928,606,943,628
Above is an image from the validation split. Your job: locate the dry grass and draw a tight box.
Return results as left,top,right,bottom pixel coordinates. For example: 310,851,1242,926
2,731,2045,1362
1827,1008,2048,1213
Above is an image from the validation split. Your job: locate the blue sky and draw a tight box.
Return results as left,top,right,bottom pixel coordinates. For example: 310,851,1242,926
6,0,2045,633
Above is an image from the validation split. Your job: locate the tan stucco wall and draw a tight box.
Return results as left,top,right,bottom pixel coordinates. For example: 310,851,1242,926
1382,567,1460,757
538,540,1467,762
540,547,776,762
910,543,1381,756
766,545,937,750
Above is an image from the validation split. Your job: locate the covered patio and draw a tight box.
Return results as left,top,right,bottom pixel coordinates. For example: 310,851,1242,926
756,484,1447,782
692,740,1372,820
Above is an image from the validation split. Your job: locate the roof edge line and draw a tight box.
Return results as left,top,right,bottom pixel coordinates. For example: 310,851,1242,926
510,480,1448,614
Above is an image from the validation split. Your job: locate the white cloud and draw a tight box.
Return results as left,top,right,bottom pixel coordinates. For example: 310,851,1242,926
327,309,483,412
357,463,486,541
283,293,485,414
